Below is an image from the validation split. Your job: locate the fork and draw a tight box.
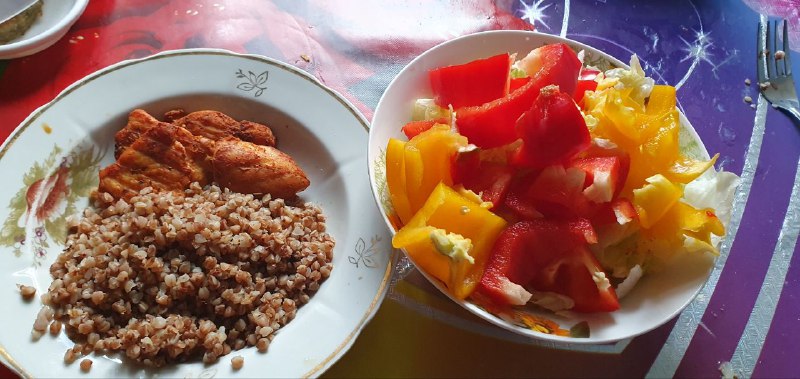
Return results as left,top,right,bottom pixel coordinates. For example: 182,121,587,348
758,19,800,122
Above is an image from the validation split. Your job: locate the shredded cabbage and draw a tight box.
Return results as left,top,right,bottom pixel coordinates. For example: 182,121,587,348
510,66,527,79
411,98,451,121
599,55,655,105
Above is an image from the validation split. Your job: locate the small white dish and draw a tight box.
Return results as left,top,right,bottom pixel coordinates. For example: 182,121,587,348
0,0,88,59
0,49,393,378
367,30,720,344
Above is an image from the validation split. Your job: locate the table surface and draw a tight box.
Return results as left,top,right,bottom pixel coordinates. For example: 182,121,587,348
2,1,799,378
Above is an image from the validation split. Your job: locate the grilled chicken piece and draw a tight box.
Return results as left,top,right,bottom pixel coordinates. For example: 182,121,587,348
99,123,209,200
114,109,161,158
212,138,309,198
172,110,276,147
107,109,302,200
115,109,277,158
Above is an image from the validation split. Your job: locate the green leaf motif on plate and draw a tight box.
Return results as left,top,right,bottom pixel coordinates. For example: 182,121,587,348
348,235,383,269
0,143,105,264
235,68,269,97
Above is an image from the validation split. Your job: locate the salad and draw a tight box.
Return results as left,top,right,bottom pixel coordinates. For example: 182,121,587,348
384,43,734,333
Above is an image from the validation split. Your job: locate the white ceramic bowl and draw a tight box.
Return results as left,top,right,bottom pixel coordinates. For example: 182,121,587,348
367,30,718,344
0,0,88,59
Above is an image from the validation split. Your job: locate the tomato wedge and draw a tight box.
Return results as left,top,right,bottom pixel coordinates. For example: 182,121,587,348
456,44,581,149
429,53,511,109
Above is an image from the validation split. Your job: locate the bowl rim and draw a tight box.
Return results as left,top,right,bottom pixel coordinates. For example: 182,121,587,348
367,29,711,344
0,0,89,59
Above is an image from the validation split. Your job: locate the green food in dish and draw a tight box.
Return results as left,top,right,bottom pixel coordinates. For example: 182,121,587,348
0,0,43,44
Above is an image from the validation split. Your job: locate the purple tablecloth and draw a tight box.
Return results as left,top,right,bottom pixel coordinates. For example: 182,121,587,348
1,1,799,377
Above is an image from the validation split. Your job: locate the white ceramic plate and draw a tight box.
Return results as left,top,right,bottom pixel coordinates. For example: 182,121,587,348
368,30,718,344
0,49,393,378
0,0,88,59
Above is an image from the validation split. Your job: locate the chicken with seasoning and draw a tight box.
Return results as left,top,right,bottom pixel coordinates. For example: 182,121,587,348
98,108,308,200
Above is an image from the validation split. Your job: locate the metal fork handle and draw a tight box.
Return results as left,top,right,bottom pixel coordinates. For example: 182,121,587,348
784,107,800,123
777,104,800,124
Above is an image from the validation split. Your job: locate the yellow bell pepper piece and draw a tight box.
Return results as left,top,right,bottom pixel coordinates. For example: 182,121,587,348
603,88,644,142
393,225,452,283
632,174,684,228
664,153,719,184
640,110,680,168
386,138,414,226
622,110,681,195
406,124,468,215
385,124,477,227
645,85,677,116
403,144,426,214
645,201,725,255
393,183,507,299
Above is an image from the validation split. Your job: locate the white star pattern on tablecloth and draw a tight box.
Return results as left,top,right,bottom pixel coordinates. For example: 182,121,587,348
680,29,714,66
518,0,552,31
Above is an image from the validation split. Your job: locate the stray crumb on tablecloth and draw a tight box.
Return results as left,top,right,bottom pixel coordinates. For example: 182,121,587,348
718,361,736,379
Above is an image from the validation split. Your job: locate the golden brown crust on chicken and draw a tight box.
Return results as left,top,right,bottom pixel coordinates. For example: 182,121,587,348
211,138,309,199
114,109,161,158
237,120,277,146
100,123,209,200
172,110,276,147
105,109,303,200
163,108,187,122
116,110,277,158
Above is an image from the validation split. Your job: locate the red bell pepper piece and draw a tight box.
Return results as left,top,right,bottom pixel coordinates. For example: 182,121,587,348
401,120,437,139
429,53,511,109
456,44,582,149
513,86,591,168
535,245,620,313
451,145,481,185
591,197,638,226
574,79,598,105
509,77,531,92
401,118,449,139
466,163,514,207
477,218,617,313
503,176,543,221
569,155,629,202
574,68,600,109
452,148,514,208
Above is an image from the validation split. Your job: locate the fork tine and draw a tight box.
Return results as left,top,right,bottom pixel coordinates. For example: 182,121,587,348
767,20,776,79
775,21,786,76
758,19,769,82
783,19,792,75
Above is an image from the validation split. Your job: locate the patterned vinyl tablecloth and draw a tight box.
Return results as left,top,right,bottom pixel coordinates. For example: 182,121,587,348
1,1,799,378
